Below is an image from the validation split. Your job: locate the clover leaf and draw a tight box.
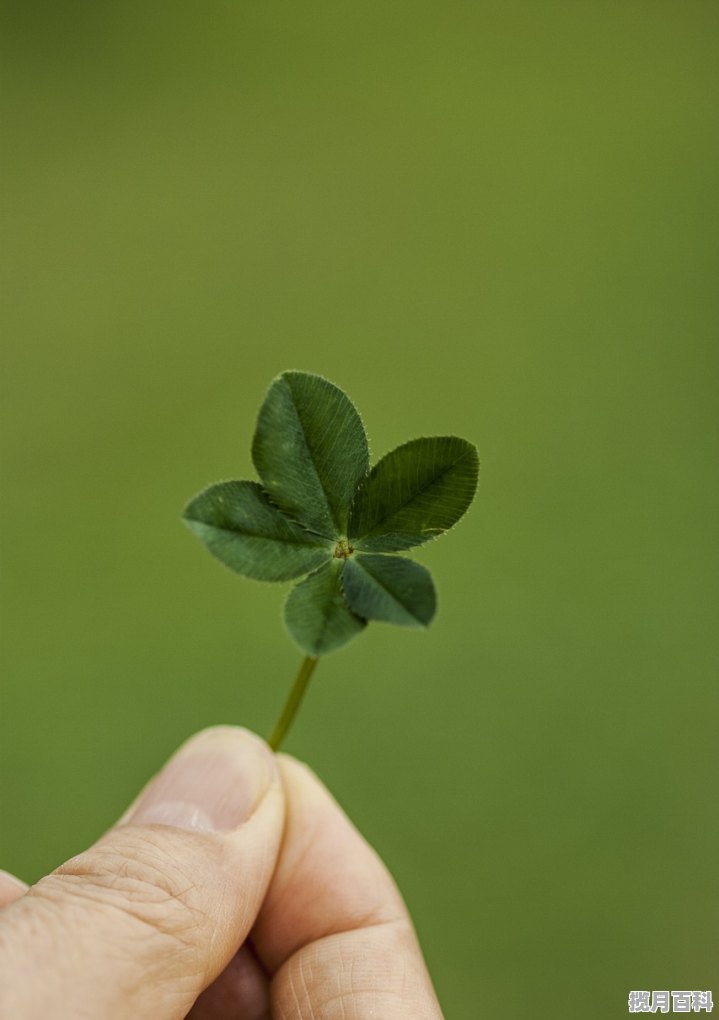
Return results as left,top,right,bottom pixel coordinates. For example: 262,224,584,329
183,370,479,748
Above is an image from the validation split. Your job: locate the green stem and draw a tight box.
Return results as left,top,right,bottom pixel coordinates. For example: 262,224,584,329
268,655,319,751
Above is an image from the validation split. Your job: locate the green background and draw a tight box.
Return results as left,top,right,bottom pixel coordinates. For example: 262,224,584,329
1,3,717,1016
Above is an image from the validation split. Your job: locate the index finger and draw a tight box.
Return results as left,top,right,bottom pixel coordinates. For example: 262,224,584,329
251,756,444,1019
0,870,28,910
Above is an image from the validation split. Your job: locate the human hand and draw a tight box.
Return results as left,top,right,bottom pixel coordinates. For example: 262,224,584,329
0,727,444,1018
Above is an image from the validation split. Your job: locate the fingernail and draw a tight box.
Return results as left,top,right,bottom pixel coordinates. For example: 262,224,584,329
125,727,275,833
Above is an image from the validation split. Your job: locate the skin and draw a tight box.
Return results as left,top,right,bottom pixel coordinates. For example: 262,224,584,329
0,727,444,1019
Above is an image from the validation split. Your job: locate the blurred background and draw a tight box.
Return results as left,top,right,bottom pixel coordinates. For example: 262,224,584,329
1,2,717,1016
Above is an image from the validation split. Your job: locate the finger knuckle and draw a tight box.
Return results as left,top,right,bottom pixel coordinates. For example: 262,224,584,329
50,830,214,956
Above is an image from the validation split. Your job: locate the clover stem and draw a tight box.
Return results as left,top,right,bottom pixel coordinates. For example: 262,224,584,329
268,655,319,751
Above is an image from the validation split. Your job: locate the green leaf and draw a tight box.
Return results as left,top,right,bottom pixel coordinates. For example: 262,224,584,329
183,481,332,581
252,371,369,539
342,553,436,627
284,560,366,655
348,436,479,551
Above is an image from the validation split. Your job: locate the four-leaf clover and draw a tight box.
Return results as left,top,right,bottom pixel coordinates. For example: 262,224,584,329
183,371,479,657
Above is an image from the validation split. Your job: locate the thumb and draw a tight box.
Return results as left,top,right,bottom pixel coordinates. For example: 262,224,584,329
0,727,285,1020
